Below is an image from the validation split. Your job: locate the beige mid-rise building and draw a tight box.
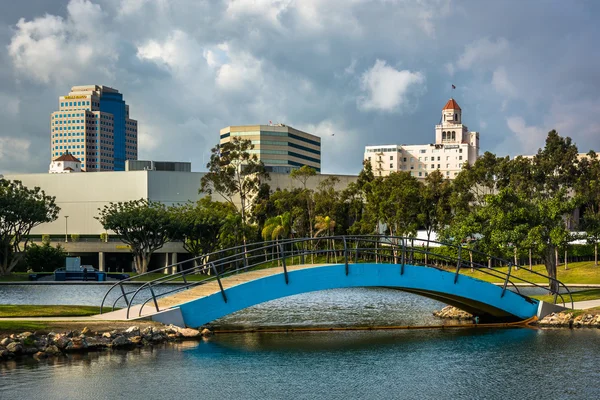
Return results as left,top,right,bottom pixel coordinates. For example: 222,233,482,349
219,124,321,173
364,98,480,179
50,85,138,172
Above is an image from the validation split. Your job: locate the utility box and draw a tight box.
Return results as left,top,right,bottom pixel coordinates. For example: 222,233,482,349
65,257,81,271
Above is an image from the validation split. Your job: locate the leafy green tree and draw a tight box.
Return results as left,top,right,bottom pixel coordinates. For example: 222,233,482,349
577,151,600,266
0,179,60,275
366,172,421,238
25,243,67,272
291,166,317,239
96,199,176,273
200,137,269,245
171,197,234,265
418,170,452,262
262,212,292,242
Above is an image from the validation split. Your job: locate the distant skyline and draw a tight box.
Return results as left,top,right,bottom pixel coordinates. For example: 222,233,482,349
0,0,599,174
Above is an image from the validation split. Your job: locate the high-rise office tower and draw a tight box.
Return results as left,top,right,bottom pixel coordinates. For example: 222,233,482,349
50,85,138,171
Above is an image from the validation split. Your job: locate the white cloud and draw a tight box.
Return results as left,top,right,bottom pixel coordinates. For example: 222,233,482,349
136,30,205,75
357,59,425,112
216,50,264,92
506,116,547,155
450,37,509,72
8,0,115,84
491,66,517,97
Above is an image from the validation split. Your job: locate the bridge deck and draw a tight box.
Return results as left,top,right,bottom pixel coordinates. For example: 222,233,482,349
157,264,330,310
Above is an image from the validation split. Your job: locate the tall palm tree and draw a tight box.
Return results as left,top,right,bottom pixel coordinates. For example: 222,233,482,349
262,212,292,264
314,215,336,263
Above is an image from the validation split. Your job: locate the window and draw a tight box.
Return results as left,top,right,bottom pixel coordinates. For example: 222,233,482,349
418,157,421,161
446,164,450,168
390,156,393,161
403,157,407,162
446,171,450,176
459,149,463,153
431,164,435,169
418,172,422,177
390,163,393,168
437,164,440,168
424,157,428,161
459,156,463,160
419,149,426,153
437,156,440,161
446,156,450,160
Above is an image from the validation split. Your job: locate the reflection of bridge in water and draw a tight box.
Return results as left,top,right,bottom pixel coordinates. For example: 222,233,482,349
100,236,573,327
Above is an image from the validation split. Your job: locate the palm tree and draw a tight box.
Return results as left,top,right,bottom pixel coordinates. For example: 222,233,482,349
262,212,292,264
314,215,336,263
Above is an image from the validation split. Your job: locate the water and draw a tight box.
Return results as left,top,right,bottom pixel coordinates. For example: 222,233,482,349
2,286,600,399
1,328,599,399
0,284,183,307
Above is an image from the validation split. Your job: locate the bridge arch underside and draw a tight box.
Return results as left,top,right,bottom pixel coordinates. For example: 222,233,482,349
176,264,539,328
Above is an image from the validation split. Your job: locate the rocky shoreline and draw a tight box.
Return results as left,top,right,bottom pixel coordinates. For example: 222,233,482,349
434,306,600,328
0,325,213,362
432,306,474,320
537,312,600,328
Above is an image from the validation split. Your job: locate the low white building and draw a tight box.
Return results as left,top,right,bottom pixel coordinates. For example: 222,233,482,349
48,151,83,173
364,98,480,179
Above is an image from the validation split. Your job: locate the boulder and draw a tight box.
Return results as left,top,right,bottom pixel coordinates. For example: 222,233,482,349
44,345,61,355
0,349,10,359
65,337,88,352
130,336,143,345
201,328,213,337
141,327,154,336
6,342,23,355
33,351,47,359
53,335,71,350
111,335,132,348
125,326,140,335
178,328,201,338
19,332,35,339
102,332,112,339
1,337,12,346
81,327,91,335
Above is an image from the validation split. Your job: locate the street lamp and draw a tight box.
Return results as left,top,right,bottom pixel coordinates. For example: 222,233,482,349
64,215,69,243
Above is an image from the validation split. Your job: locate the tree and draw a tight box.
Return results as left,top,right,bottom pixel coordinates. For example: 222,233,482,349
291,166,317,239
366,172,421,238
171,197,234,265
0,179,60,275
200,137,269,241
96,199,175,273
262,212,292,242
418,170,452,263
578,151,600,266
24,243,67,272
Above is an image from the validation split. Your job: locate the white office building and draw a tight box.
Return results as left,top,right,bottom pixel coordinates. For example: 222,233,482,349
364,98,480,179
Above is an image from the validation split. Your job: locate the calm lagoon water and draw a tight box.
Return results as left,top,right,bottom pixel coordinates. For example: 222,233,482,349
1,286,599,399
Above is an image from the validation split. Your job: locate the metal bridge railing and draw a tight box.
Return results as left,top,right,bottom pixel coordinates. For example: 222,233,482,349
99,235,574,319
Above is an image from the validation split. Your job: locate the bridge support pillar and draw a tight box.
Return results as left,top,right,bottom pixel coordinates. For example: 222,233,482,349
98,252,105,272
171,253,178,274
163,253,171,274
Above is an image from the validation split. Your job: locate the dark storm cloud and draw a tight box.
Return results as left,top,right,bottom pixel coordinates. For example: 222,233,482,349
0,0,598,175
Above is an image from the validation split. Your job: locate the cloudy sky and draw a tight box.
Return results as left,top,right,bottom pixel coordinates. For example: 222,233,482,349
0,0,599,174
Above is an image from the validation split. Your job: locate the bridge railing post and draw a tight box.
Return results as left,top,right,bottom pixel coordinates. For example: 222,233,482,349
279,244,289,284
501,262,512,298
211,262,228,303
343,237,349,276
454,245,462,284
401,238,406,275
119,283,130,307
149,285,160,312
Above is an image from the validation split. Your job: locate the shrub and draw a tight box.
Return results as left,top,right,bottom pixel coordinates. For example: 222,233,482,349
70,234,80,242
24,243,67,272
41,234,51,245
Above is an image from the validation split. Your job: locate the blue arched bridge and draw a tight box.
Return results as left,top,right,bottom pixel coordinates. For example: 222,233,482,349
100,236,573,327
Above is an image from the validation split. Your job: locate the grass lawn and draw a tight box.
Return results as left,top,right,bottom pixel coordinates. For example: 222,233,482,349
0,273,36,282
0,321,52,333
0,305,103,318
445,261,600,285
532,289,600,304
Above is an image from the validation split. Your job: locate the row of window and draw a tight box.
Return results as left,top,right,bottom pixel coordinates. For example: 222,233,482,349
61,100,91,107
221,131,321,148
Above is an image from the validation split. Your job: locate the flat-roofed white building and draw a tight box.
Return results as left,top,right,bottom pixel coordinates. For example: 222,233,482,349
364,98,480,179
